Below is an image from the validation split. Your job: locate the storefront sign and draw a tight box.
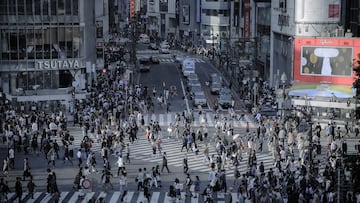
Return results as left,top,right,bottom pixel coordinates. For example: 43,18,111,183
36,59,83,70
244,0,251,38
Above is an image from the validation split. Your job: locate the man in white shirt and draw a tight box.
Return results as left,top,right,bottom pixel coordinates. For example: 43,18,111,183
8,148,15,169
116,155,124,176
77,149,82,167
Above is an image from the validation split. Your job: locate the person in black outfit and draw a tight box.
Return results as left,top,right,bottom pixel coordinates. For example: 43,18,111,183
161,152,170,173
181,135,188,152
15,177,23,203
183,155,188,173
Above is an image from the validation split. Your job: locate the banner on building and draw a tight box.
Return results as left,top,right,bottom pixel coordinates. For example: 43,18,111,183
183,5,190,25
244,0,250,38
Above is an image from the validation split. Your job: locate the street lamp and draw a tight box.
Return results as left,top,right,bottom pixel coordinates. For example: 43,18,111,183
280,72,287,118
280,72,287,98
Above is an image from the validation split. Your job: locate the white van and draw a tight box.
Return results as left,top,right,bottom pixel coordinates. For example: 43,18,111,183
138,34,150,44
182,58,195,77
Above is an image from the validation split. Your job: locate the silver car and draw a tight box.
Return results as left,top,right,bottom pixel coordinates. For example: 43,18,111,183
194,91,207,107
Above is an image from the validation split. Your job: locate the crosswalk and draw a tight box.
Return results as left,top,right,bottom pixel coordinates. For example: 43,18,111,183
65,125,274,179
5,191,271,203
141,112,256,129
158,58,205,63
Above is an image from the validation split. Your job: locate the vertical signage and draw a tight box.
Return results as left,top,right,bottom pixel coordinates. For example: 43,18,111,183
130,0,136,17
244,0,250,38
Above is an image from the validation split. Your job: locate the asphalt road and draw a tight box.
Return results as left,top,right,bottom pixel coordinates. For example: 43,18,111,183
2,44,360,203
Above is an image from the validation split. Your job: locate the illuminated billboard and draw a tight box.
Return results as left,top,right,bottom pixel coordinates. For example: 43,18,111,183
293,37,360,85
301,46,353,76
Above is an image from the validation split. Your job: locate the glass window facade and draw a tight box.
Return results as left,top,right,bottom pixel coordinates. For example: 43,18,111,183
0,0,83,92
1,27,80,60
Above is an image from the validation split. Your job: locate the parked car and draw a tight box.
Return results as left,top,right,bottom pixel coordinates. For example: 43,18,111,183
190,85,202,94
218,88,232,108
218,93,232,108
188,79,201,87
159,47,170,54
150,56,160,64
210,73,222,94
160,41,171,49
138,34,150,44
187,73,198,82
193,92,207,107
148,43,158,50
138,57,151,72
190,85,203,98
182,58,196,77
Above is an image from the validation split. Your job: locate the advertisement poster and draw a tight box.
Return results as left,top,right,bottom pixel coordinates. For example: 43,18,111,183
301,46,353,76
293,37,360,85
244,0,250,38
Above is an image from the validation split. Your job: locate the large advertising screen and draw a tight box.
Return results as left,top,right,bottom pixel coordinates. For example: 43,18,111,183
293,37,360,85
301,46,353,76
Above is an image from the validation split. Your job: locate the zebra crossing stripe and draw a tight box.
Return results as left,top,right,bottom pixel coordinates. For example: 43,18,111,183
68,191,80,203
142,112,256,129
27,192,42,203
59,191,69,203
122,191,134,203
109,191,121,203
136,191,145,203
150,192,160,203
5,191,279,202
206,113,214,126
81,191,95,203
40,193,52,202
167,113,172,125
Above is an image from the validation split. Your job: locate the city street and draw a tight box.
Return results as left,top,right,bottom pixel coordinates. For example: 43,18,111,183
1,47,360,203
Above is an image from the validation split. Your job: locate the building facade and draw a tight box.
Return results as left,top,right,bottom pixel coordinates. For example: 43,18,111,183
0,0,96,110
146,0,178,41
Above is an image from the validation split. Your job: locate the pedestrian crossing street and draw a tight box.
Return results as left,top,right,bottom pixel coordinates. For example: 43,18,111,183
5,191,268,203
142,112,256,129
66,126,275,178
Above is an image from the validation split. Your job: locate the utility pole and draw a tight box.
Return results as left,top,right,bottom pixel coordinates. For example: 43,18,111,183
130,17,138,89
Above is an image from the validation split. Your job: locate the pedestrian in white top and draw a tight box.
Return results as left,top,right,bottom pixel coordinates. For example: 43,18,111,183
116,155,124,176
77,149,82,167
8,148,15,169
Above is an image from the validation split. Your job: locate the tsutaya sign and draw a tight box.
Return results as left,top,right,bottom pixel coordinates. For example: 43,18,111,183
36,59,83,70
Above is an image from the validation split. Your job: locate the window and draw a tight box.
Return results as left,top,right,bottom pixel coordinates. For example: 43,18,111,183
73,0,78,15
18,0,25,15
160,1,168,12
35,0,41,15
43,0,49,15
51,0,56,15
279,0,287,12
8,0,17,15
0,1,6,15
58,0,65,15
182,5,189,25
26,0,33,15
65,0,72,15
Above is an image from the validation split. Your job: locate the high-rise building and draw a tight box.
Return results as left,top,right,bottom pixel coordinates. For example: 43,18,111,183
0,0,96,111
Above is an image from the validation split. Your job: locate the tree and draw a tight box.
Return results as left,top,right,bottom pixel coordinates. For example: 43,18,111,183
352,53,360,119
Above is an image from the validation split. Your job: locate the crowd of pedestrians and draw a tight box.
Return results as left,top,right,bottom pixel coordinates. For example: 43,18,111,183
1,56,360,203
